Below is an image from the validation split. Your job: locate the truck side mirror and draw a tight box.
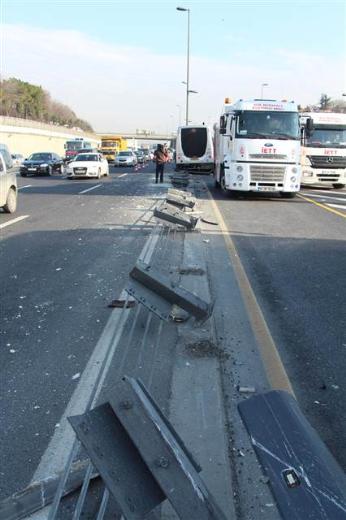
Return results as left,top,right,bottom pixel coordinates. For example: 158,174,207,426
219,115,227,134
219,128,226,135
306,117,314,136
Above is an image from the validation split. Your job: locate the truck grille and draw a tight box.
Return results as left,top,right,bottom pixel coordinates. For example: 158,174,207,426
250,165,285,182
307,155,346,169
249,154,287,160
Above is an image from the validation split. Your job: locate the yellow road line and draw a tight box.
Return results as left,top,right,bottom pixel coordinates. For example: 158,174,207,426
298,194,346,219
206,190,294,395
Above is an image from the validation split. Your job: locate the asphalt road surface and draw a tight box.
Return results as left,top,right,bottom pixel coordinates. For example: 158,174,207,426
0,162,172,499
207,181,346,471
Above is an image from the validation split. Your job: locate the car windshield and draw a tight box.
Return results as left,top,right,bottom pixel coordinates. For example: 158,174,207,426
29,153,52,160
236,111,300,140
305,127,346,148
74,154,98,161
118,152,132,156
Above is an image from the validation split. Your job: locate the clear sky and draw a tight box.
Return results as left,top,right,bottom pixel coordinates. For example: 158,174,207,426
2,0,346,133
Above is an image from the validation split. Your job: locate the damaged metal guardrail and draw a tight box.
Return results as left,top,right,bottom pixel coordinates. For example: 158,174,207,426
154,203,198,229
126,259,212,322
238,390,346,520
69,376,228,520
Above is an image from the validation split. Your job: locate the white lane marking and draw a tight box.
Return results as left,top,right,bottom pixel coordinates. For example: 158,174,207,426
303,192,346,202
78,183,102,195
118,173,127,178
31,227,161,482
326,203,346,210
18,185,32,190
0,215,29,229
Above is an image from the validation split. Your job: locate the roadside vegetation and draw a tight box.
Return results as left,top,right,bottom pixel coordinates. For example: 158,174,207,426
0,77,93,132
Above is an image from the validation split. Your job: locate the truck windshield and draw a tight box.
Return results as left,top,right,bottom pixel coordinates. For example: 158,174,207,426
102,140,118,147
305,127,346,148
66,142,83,151
236,111,300,140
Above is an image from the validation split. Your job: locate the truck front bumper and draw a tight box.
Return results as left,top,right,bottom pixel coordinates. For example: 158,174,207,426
224,162,301,192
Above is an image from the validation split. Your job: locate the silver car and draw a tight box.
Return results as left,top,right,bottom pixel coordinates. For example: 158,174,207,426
114,151,138,167
0,152,17,213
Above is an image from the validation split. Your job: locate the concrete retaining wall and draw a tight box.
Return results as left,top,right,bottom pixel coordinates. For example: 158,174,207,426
0,116,100,158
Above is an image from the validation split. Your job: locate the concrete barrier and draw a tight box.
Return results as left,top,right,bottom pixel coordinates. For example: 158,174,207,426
0,116,100,157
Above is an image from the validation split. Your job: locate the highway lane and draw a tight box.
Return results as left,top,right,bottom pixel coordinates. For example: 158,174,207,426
0,163,162,499
207,181,346,471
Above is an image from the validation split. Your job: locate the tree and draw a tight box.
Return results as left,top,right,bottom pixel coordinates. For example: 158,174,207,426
0,77,93,131
319,93,332,110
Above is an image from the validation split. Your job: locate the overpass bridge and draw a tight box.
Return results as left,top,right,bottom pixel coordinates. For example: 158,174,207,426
97,132,175,141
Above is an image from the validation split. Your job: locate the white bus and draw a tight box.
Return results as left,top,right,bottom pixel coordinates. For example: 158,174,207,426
175,125,214,173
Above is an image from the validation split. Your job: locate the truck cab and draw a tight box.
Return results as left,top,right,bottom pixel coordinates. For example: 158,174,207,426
300,112,346,188
214,99,301,197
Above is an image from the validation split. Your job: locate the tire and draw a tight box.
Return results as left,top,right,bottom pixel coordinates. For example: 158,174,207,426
281,192,296,199
4,188,17,213
60,164,64,174
332,183,345,189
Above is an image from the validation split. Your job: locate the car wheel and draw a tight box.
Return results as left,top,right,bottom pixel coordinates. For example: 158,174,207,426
4,188,17,213
60,164,64,174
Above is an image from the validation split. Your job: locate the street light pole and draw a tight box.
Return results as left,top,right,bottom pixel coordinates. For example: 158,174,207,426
261,82,269,99
177,7,190,125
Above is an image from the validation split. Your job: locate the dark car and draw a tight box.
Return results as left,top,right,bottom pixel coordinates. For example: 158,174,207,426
135,151,145,164
20,153,64,176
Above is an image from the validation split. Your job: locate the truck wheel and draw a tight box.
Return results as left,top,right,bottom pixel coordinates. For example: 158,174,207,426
281,192,296,199
332,183,345,189
4,188,17,213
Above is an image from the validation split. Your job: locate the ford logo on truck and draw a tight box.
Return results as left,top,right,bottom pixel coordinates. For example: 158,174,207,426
264,142,273,147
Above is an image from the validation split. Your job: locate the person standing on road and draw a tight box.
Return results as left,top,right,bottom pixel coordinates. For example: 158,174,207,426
153,144,169,183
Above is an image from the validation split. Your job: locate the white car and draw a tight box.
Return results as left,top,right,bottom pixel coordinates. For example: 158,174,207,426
66,153,109,179
114,151,138,167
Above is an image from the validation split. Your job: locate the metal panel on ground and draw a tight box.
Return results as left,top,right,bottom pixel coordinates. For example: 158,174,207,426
238,390,346,520
129,260,212,321
69,402,165,519
154,203,198,229
109,377,228,520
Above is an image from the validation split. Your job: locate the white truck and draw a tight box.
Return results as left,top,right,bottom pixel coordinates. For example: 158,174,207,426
214,98,301,197
300,112,346,189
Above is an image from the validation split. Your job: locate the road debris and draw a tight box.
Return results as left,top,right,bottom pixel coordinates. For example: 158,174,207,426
108,299,136,309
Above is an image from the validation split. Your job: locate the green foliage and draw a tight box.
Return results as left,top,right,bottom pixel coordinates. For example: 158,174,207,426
0,77,93,131
319,93,332,110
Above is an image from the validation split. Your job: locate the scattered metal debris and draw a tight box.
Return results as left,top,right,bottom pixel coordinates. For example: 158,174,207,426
108,299,136,309
154,203,198,229
69,377,227,520
237,386,256,394
129,260,212,322
0,461,97,520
